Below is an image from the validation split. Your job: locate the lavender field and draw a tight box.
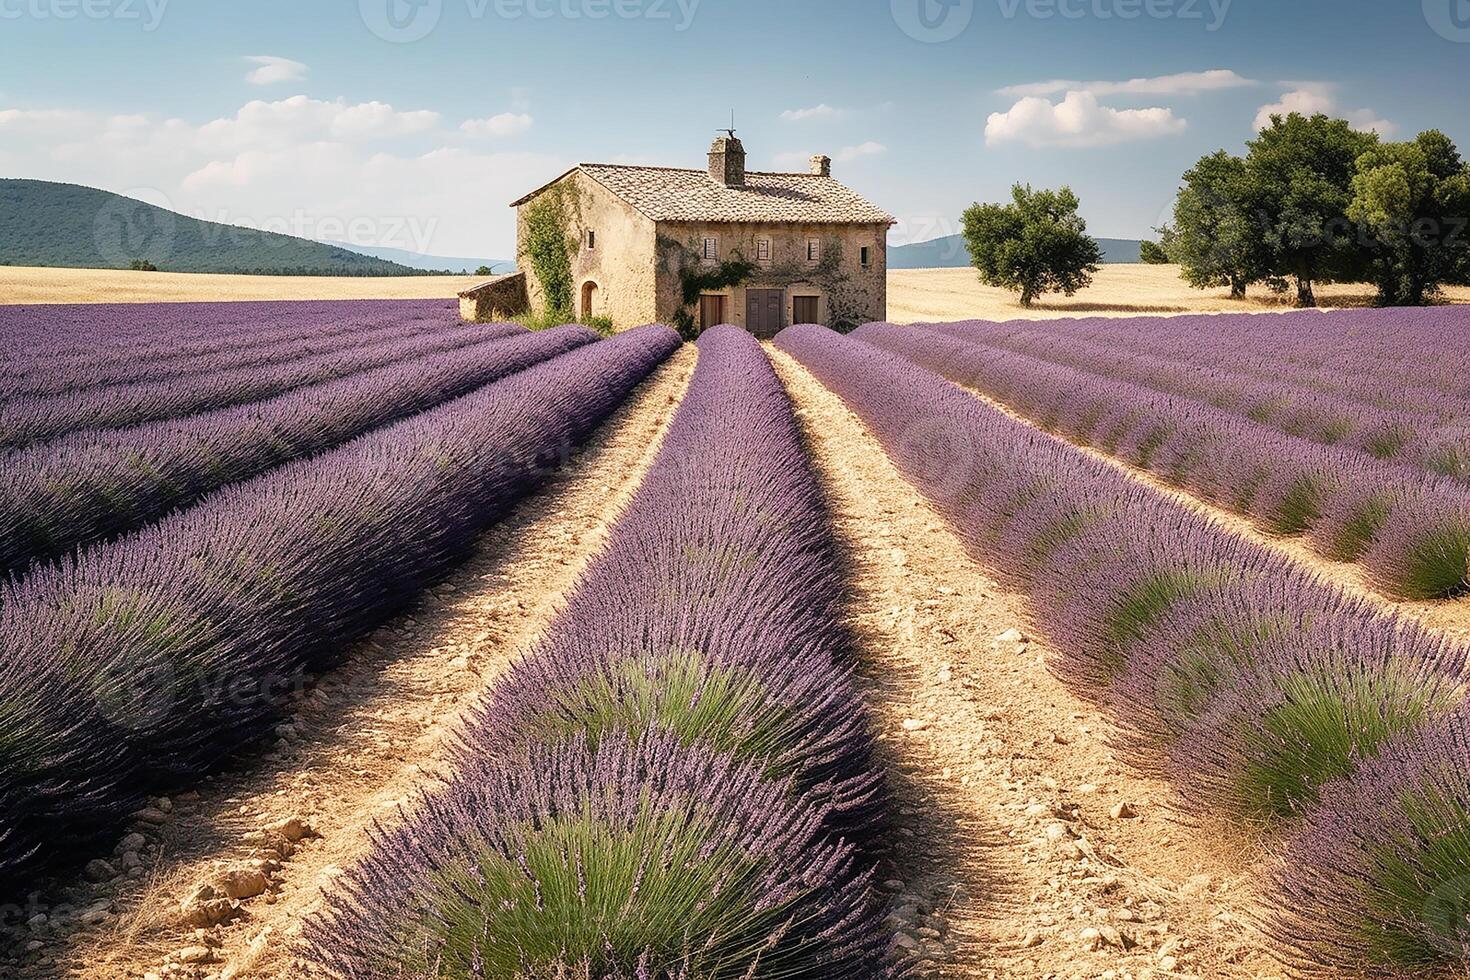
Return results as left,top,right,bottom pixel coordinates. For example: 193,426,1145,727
3,300,1470,979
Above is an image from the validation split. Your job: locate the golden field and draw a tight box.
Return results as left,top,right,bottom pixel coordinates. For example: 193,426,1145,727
0,266,484,305
2,263,1466,320
887,264,1470,322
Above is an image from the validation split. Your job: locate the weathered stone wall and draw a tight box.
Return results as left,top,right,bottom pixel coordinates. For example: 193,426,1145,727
653,221,888,331
515,172,659,331
458,272,528,322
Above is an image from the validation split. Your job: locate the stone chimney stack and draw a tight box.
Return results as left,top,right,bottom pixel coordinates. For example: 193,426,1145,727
709,134,747,186
811,154,832,177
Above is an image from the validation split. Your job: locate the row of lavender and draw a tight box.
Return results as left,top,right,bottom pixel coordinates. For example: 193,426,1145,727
853,323,1470,602
950,308,1470,410
0,326,678,885
779,324,1470,974
928,318,1469,480
3,299,459,378
0,326,594,581
1,314,526,449
0,302,479,403
304,327,893,978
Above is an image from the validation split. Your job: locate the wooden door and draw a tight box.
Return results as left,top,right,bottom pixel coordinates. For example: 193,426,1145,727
745,289,785,339
699,294,727,331
792,295,821,325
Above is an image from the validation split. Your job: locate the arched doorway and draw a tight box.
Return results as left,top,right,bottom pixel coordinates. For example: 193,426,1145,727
580,281,598,320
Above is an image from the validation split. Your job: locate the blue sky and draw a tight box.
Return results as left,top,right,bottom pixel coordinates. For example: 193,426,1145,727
2,0,1467,257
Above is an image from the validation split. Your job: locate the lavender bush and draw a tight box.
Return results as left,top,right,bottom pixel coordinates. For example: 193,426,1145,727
1269,705,1470,974
853,323,1470,601
776,324,1464,843
0,301,499,402
463,326,882,834
0,326,595,580
0,326,678,885
303,326,891,978
0,309,525,449
2,299,468,387
306,734,887,979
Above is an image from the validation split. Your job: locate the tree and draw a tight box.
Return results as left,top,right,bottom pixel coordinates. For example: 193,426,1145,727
1138,239,1171,265
1165,150,1264,298
1349,130,1470,306
474,265,496,277
961,184,1103,307
1242,113,1379,307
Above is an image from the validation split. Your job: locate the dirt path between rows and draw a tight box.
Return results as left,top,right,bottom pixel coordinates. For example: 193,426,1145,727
951,380,1470,641
18,346,697,980
772,348,1287,980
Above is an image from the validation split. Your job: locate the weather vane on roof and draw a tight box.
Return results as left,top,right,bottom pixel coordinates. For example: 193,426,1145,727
720,110,736,139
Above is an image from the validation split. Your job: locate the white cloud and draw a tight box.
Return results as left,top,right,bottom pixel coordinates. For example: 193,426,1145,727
999,69,1255,99
1253,83,1395,136
835,141,887,162
460,112,534,139
243,55,308,86
780,104,845,122
0,98,560,255
986,91,1186,148
195,96,440,151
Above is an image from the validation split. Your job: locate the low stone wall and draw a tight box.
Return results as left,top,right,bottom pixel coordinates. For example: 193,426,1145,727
458,273,529,322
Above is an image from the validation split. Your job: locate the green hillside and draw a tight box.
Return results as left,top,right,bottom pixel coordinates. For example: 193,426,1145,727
0,179,426,276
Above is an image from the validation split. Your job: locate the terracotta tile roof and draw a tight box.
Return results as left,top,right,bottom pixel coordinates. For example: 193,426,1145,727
512,164,894,225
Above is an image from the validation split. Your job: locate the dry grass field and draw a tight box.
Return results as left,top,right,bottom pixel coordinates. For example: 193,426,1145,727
0,266,484,305
888,264,1470,322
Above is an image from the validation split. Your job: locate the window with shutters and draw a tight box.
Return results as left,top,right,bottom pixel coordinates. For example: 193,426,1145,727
860,245,871,269
805,239,821,264
702,237,719,261
587,230,596,250
756,238,772,264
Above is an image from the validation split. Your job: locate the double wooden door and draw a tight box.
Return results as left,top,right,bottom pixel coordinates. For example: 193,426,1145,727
745,289,785,339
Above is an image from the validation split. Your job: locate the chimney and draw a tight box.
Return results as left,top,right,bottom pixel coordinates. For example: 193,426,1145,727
810,154,832,177
709,134,746,186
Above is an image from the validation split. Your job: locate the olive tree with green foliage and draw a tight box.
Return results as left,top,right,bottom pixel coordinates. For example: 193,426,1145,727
961,184,1103,307
1163,150,1265,298
1242,113,1379,307
1138,239,1171,265
1350,130,1470,306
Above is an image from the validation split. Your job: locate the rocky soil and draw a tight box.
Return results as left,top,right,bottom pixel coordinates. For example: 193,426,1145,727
773,348,1286,979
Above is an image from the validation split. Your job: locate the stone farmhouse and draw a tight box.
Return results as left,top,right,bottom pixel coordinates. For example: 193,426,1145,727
461,133,894,336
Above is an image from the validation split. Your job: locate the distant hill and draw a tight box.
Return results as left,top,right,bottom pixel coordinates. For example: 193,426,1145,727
323,242,515,276
0,179,425,276
889,234,1143,269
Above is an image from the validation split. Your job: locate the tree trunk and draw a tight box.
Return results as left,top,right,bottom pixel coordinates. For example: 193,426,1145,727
1229,278,1247,299
1295,277,1316,308
1019,289,1035,308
